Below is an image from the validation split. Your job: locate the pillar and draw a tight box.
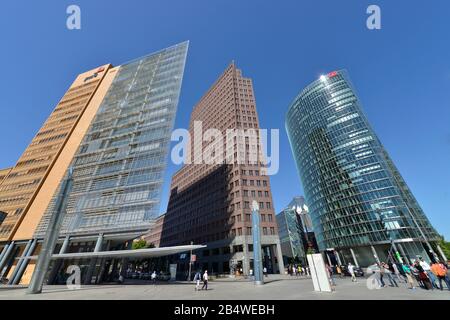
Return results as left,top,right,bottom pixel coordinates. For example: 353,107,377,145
83,234,103,285
334,250,342,266
96,240,111,284
397,243,411,265
275,243,285,274
0,244,9,264
436,244,448,263
325,251,332,266
11,239,38,285
370,245,380,264
47,236,70,285
350,248,359,267
8,240,32,285
0,241,15,278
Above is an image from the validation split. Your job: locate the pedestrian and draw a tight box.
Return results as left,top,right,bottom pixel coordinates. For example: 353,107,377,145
193,270,201,291
348,262,357,282
431,261,450,291
151,270,157,285
201,270,209,290
383,262,398,287
392,262,407,284
336,265,343,278
378,263,386,287
297,265,302,276
326,264,336,287
402,263,417,290
419,257,439,289
415,260,433,290
263,267,268,277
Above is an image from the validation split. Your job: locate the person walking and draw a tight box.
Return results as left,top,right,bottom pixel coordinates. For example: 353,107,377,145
336,265,343,278
201,270,209,290
419,257,439,289
431,261,450,291
326,264,336,287
415,260,433,290
402,263,417,290
392,262,407,284
193,270,201,291
263,267,268,277
151,270,157,285
348,262,357,282
378,263,386,287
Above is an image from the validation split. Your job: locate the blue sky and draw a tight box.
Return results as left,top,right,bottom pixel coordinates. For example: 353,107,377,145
0,1,449,238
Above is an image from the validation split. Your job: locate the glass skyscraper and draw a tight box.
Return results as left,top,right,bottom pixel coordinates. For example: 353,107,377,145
35,42,188,238
286,70,442,267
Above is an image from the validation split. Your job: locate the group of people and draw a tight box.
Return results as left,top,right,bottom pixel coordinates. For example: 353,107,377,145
372,257,450,291
287,264,310,276
193,270,209,291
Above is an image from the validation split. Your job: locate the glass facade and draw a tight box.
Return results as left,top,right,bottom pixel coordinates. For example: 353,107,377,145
285,70,439,264
35,42,188,237
276,208,306,264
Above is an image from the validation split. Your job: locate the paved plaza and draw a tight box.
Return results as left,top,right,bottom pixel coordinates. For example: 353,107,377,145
0,276,449,300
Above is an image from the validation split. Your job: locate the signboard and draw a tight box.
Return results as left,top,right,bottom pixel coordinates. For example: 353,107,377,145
307,254,332,293
191,254,197,262
169,264,177,281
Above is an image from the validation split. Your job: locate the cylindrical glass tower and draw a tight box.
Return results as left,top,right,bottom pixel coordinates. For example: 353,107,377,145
286,70,440,266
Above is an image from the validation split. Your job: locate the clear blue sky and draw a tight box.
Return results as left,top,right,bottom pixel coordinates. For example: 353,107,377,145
0,1,449,239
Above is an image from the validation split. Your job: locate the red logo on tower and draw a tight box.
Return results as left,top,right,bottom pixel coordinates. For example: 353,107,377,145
328,71,338,78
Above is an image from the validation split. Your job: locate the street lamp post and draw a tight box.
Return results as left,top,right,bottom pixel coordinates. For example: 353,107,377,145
188,241,193,281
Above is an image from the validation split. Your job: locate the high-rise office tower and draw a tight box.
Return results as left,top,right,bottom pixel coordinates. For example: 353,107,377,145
286,70,443,267
157,63,284,275
0,42,188,284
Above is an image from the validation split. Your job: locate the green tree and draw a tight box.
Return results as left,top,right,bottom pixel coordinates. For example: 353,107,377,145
438,236,450,260
132,239,148,250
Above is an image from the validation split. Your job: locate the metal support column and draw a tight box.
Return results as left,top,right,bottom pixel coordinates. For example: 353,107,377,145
334,250,342,266
350,248,359,267
8,240,32,285
96,240,111,284
27,169,73,294
275,242,285,274
0,241,15,279
11,239,38,285
47,236,71,285
397,243,411,265
0,244,9,264
436,244,448,263
370,245,381,264
84,233,104,285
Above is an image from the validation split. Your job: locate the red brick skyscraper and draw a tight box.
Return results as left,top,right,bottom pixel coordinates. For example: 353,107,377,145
157,63,284,275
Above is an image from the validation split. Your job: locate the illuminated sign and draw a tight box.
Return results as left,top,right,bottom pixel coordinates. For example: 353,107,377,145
327,71,338,78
